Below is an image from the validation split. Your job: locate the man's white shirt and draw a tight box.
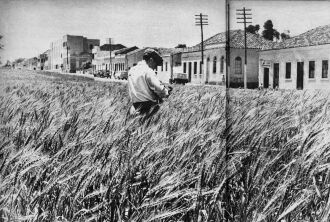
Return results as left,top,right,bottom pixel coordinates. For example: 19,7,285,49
128,60,169,103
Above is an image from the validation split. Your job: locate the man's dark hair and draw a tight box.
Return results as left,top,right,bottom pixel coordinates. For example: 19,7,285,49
143,48,163,66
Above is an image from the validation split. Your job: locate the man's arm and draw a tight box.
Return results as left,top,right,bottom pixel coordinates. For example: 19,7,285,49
145,71,169,98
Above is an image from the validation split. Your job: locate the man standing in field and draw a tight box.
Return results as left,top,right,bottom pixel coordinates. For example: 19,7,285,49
128,48,172,117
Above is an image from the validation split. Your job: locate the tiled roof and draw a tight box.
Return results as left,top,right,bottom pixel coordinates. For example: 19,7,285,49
114,46,139,55
194,30,273,50
156,47,183,56
126,47,183,56
262,24,330,50
100,44,126,51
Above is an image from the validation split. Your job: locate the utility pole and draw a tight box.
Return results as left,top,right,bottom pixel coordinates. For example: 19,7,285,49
226,1,230,89
195,13,208,82
109,38,112,75
236,7,252,89
66,45,70,72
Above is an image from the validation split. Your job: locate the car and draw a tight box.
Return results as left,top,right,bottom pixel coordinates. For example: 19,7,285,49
169,73,188,84
94,70,105,78
115,71,128,80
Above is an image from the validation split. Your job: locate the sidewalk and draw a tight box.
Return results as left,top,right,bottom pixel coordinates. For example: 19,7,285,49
44,70,127,83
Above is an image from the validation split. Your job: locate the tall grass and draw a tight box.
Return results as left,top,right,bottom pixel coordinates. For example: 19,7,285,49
0,69,224,221
1,69,330,221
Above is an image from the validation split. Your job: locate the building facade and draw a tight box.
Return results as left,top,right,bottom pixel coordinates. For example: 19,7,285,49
92,45,137,75
37,50,49,70
179,30,272,87
49,35,100,72
259,25,330,90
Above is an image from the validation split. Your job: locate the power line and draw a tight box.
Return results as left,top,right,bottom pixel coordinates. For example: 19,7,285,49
236,7,252,89
195,13,208,83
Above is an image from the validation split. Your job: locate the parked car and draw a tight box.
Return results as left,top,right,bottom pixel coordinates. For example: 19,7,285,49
94,70,105,78
115,71,128,80
169,72,188,84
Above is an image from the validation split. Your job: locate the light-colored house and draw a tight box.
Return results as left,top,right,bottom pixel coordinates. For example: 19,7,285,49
92,44,127,73
259,25,330,90
181,30,272,87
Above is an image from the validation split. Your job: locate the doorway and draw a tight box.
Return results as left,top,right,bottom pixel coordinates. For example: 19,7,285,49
206,58,210,83
263,68,269,88
273,63,279,89
188,62,192,82
297,62,304,90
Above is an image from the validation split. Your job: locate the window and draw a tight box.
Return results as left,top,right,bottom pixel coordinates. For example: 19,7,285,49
200,61,202,74
213,57,217,73
286,62,291,79
322,60,328,78
309,61,315,78
165,62,168,71
220,56,224,73
183,62,187,73
194,62,197,75
161,64,163,71
89,44,93,50
63,42,67,47
235,57,242,74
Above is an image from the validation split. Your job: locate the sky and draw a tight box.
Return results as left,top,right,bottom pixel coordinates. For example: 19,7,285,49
0,0,329,63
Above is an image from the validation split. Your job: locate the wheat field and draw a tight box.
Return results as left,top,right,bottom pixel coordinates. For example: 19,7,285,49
0,69,330,221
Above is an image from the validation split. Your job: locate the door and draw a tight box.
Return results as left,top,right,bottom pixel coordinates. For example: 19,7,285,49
206,58,210,83
297,62,304,90
273,63,279,89
188,62,192,82
264,68,269,88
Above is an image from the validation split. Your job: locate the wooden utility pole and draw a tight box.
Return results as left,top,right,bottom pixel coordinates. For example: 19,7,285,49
236,7,252,89
195,13,208,82
109,38,112,74
226,1,230,89
66,45,70,72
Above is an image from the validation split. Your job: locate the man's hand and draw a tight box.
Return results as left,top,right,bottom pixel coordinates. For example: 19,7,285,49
167,85,173,95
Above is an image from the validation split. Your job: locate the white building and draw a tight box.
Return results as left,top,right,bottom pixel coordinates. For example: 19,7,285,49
259,25,330,90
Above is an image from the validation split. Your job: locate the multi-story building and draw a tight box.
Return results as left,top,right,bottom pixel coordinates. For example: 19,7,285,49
49,35,100,72
259,24,330,90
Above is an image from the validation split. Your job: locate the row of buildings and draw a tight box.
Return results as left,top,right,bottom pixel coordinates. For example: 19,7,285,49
14,24,330,89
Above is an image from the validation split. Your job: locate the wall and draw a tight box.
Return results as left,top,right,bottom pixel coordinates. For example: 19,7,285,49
259,44,330,89
50,39,63,71
157,55,171,83
127,49,144,69
181,47,225,85
229,48,259,88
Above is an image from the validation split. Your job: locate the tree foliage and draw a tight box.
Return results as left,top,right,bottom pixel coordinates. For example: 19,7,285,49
0,35,3,50
175,44,187,48
14,58,25,64
246,24,260,34
262,20,280,41
281,32,291,41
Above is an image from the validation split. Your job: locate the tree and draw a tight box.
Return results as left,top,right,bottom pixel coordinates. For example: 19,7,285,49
14,58,24,64
0,35,3,49
175,44,187,48
246,24,260,34
262,20,280,41
281,32,291,41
